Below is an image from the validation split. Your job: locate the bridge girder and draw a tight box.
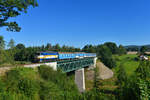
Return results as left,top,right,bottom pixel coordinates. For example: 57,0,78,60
57,57,94,72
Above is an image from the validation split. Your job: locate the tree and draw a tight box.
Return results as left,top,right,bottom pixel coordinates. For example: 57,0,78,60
45,43,52,50
54,43,60,51
119,61,150,100
135,61,150,79
0,0,38,32
118,45,127,55
8,39,15,49
117,63,127,86
104,42,119,54
116,63,128,100
133,61,150,100
93,66,100,92
97,45,116,68
140,46,147,54
0,36,5,50
16,43,25,50
82,44,96,53
62,45,67,52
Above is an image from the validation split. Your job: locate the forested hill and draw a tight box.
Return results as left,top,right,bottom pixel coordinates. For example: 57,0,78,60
124,45,150,51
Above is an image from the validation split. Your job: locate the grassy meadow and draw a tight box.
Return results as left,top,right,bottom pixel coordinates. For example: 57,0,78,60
113,54,139,76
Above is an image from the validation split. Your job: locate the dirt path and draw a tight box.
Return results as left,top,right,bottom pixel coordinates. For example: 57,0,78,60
85,61,114,81
97,62,114,80
0,67,12,76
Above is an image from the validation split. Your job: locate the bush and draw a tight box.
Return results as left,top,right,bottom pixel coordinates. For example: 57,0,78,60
39,81,63,100
38,65,80,100
134,57,140,61
0,50,14,65
116,61,150,100
1,67,40,100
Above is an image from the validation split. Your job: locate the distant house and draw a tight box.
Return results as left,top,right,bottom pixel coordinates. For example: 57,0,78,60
127,51,138,55
145,52,150,55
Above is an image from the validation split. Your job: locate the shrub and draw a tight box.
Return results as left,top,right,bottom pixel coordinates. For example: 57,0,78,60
38,65,80,100
134,57,140,61
2,67,40,100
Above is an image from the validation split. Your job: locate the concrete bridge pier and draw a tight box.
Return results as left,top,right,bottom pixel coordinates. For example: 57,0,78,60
94,57,97,67
75,68,85,93
88,57,97,70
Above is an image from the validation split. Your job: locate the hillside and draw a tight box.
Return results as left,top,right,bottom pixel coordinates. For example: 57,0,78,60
124,44,150,50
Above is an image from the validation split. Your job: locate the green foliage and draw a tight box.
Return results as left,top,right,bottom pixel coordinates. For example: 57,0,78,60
82,89,115,100
8,39,15,49
97,45,116,68
104,42,119,54
0,36,5,50
118,45,127,55
0,50,14,65
116,61,150,100
38,65,80,100
0,66,83,100
116,63,128,100
0,67,40,100
93,66,100,91
82,44,96,53
16,43,25,50
136,61,150,79
140,46,148,54
114,54,139,76
136,79,150,100
39,81,63,100
0,0,38,32
117,63,127,86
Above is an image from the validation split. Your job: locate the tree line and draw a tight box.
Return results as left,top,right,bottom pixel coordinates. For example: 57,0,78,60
0,36,127,68
126,45,150,53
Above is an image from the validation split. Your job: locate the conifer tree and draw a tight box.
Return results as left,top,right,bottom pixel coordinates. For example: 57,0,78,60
0,36,5,50
8,39,15,49
93,66,100,92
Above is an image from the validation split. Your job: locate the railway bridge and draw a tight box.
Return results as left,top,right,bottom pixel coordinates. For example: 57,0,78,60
24,57,97,92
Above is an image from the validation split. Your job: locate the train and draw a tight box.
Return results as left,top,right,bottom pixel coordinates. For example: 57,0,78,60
35,51,96,62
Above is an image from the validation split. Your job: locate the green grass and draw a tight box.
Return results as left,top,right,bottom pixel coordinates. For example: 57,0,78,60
113,54,140,76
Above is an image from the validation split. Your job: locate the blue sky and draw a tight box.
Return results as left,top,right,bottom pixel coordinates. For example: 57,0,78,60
0,0,150,48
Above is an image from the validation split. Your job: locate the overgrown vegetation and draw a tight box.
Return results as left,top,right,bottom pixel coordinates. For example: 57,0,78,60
115,61,150,100
0,65,117,100
0,65,81,100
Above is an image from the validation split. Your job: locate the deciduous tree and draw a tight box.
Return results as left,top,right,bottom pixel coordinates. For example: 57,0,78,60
0,0,38,32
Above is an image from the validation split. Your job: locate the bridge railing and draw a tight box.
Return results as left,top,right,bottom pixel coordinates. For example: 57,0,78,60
57,57,94,72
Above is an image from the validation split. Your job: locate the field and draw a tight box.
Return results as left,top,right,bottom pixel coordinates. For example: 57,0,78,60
113,54,139,76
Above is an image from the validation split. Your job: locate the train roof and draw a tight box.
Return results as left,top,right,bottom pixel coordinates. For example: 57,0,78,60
58,52,85,54
37,51,96,54
37,51,57,53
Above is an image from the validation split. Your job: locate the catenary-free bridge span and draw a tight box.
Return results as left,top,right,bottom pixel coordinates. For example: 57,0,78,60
57,57,95,72
24,57,96,72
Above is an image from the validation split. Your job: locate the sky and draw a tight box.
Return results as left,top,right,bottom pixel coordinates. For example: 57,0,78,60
1,0,150,48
